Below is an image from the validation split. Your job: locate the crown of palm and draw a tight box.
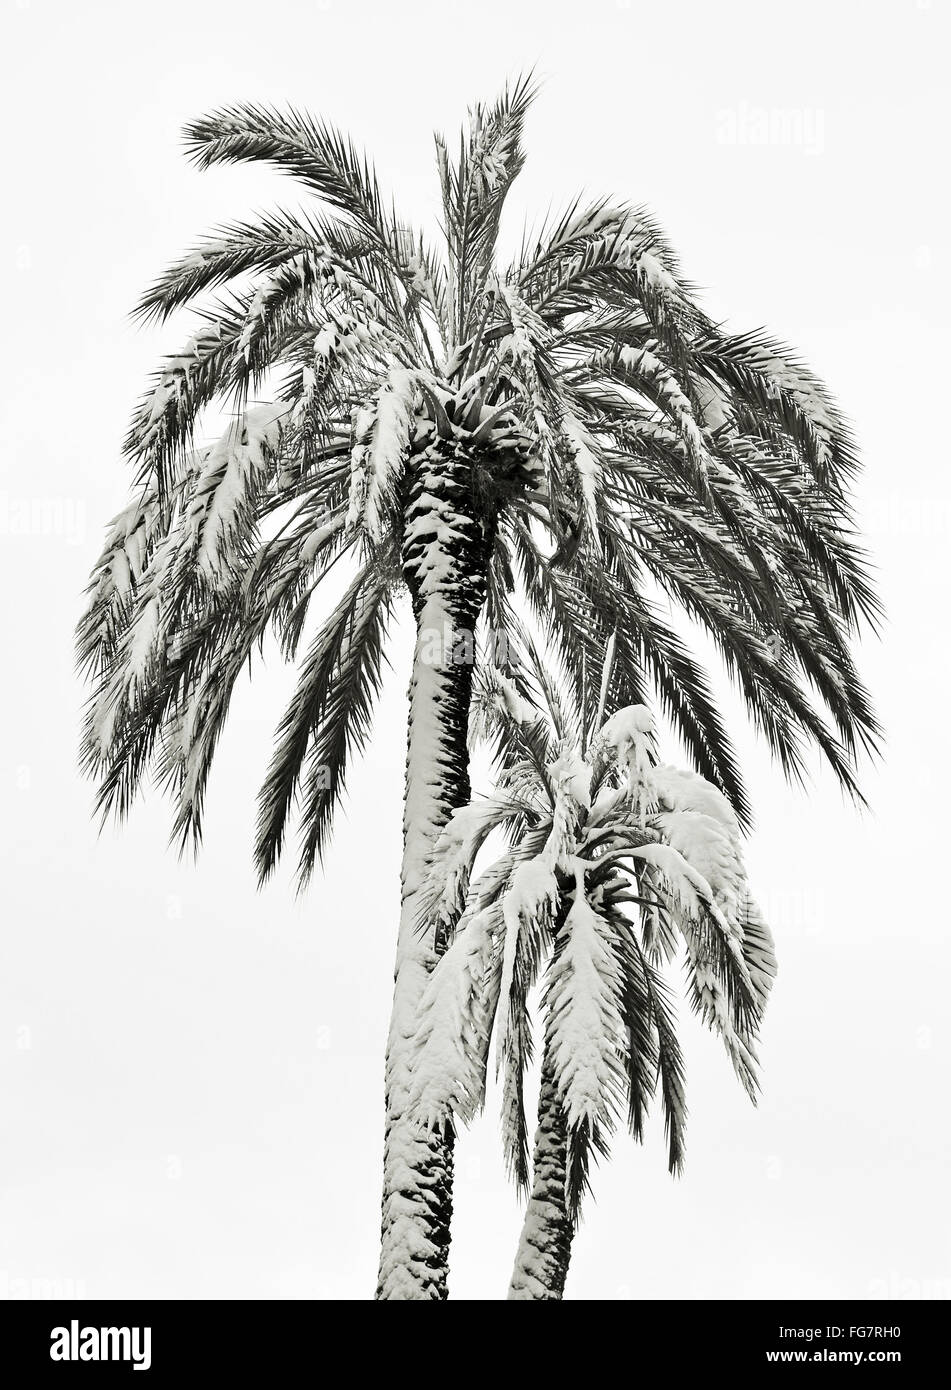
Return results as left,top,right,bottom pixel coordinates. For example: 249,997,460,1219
409,643,776,1211
77,76,880,890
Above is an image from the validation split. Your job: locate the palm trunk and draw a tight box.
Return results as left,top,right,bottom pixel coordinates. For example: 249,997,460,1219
508,1046,574,1299
376,441,495,1299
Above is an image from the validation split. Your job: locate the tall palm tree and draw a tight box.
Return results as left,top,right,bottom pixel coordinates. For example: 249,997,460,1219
77,78,878,1298
408,637,777,1299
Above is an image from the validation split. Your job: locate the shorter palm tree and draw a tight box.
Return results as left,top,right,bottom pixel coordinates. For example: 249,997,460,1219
405,638,776,1298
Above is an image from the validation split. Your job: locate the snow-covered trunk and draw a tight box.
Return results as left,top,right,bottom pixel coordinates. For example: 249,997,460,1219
376,441,495,1300
508,1050,574,1300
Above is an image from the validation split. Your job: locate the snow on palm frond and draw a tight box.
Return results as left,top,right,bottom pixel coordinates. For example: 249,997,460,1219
408,826,549,1130
647,760,772,1008
468,660,530,747
408,902,504,1131
652,763,742,838
102,496,156,594
254,563,392,882
77,487,169,681
363,366,419,540
138,330,211,445
343,405,376,534
416,796,526,941
653,807,745,917
603,342,709,480
628,840,759,1082
649,764,744,907
500,991,534,1190
182,103,400,256
188,405,288,582
560,408,602,541
518,199,682,317
629,841,728,931
133,208,390,326
82,530,181,768
595,702,656,817
494,281,561,460
496,856,559,1059
544,865,626,1133
546,750,591,812
406,745,582,1166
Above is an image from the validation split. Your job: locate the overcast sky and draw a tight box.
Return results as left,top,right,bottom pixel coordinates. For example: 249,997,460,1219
2,0,949,1300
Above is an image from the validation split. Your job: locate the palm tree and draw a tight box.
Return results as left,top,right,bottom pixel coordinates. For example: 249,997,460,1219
408,637,778,1298
77,78,878,1299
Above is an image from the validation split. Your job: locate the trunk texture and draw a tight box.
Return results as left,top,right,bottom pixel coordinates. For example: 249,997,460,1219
376,441,495,1299
507,1050,574,1299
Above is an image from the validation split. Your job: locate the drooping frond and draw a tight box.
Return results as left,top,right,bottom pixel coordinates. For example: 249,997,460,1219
255,562,392,883
408,902,505,1131
543,870,627,1148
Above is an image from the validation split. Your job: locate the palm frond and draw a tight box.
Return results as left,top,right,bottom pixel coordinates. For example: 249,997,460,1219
254,562,392,884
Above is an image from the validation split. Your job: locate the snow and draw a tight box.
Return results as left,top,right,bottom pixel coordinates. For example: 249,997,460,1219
651,764,740,840
684,934,759,1098
547,749,592,810
653,809,742,917
192,405,286,581
650,764,745,921
614,344,707,472
146,379,173,427
299,517,343,564
423,801,504,934
495,857,558,1059
494,669,527,725
629,841,721,924
546,202,628,256
401,460,476,602
379,581,485,1297
238,284,268,363
127,593,161,680
88,674,122,759
587,783,627,826
407,904,501,1129
404,251,435,300
313,320,344,373
561,410,601,537
124,532,178,683
364,367,418,541
99,497,155,597
546,864,625,1129
496,283,554,460
597,703,655,814
634,247,678,292
696,379,733,434
738,892,778,1005
109,548,132,597
389,645,778,1268
344,405,376,535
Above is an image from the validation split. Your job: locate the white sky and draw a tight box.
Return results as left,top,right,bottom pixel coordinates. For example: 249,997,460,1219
1,0,949,1300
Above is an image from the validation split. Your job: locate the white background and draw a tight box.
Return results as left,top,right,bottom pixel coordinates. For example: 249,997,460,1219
1,0,949,1301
